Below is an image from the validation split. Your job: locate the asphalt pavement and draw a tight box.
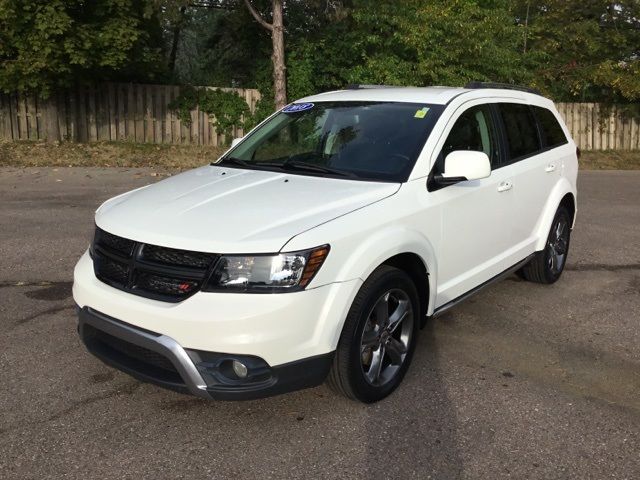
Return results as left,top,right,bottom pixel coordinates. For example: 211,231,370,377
0,167,638,479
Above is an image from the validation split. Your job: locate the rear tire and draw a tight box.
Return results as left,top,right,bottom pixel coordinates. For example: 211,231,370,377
327,265,419,403
519,205,571,284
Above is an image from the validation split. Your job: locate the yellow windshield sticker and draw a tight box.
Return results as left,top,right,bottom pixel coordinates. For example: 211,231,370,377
414,107,429,119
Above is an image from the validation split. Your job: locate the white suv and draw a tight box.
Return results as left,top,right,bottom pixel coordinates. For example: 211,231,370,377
73,83,578,403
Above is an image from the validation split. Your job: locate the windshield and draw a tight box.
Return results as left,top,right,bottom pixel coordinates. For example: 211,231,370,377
218,101,444,182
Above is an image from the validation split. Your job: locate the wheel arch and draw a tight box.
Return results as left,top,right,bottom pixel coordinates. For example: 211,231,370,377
340,228,437,318
534,179,577,251
381,253,430,324
560,192,577,228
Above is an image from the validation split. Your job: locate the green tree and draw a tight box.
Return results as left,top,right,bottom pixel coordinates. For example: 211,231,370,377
284,0,532,95
512,0,640,101
0,0,166,97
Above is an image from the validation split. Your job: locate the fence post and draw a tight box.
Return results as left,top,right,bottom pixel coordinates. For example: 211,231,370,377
154,87,163,144
107,83,117,141
0,94,13,140
145,85,154,143
57,91,68,141
41,96,60,141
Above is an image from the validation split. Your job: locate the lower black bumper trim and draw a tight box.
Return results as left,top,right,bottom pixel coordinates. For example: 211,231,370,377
202,352,334,401
77,306,334,401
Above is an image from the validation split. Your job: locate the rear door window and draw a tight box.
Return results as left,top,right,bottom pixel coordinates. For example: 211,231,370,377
498,103,541,161
533,106,568,149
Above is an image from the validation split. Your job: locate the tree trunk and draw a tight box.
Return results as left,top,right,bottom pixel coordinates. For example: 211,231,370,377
271,0,287,109
243,0,287,109
168,6,186,75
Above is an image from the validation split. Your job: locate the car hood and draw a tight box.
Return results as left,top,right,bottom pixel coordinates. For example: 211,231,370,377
95,165,400,253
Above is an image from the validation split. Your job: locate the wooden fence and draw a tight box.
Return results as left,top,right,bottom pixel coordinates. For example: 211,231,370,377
556,103,640,151
0,83,261,146
0,85,638,150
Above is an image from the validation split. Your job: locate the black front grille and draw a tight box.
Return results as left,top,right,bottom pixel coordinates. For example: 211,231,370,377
95,227,135,256
92,227,218,302
141,244,213,269
94,255,130,285
136,272,200,297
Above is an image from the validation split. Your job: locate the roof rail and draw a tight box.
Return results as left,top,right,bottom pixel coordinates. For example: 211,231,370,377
465,82,541,95
344,84,398,90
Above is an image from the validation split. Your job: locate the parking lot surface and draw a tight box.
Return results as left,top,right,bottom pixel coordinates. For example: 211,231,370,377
0,167,639,479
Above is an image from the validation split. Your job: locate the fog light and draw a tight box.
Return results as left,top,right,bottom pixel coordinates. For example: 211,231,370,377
232,360,248,379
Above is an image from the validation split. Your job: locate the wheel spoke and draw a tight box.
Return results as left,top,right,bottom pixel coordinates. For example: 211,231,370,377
374,293,390,326
557,220,567,240
366,345,385,384
548,240,557,269
557,238,567,254
361,328,379,349
386,337,407,365
388,299,409,333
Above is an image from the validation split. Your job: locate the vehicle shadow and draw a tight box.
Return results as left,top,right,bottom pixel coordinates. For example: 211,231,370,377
360,316,464,479
5,295,464,479
128,317,465,479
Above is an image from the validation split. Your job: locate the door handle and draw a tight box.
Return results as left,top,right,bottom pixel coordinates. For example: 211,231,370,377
545,163,556,172
497,181,513,192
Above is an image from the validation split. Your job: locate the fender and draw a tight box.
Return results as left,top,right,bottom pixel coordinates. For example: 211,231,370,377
286,223,439,316
341,227,438,314
533,177,576,252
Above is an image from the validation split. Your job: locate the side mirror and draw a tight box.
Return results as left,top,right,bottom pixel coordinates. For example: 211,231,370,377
231,137,243,148
437,151,491,185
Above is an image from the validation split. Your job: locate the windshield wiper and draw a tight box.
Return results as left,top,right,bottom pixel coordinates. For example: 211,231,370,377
279,160,359,179
216,156,249,167
217,156,358,179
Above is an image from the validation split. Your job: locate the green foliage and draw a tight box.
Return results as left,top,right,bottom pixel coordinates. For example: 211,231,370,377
307,0,532,89
0,0,166,97
168,87,254,141
2,0,638,107
510,0,640,102
181,0,638,105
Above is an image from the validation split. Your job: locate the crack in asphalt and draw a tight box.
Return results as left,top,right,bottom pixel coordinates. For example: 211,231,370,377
566,263,640,272
0,281,58,288
0,381,141,436
14,304,75,327
0,280,72,289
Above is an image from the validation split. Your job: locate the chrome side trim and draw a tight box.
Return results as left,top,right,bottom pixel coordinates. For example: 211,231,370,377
79,307,210,399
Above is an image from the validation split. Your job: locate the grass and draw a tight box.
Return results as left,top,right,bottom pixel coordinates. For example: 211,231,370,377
0,141,227,170
0,141,638,170
578,150,640,170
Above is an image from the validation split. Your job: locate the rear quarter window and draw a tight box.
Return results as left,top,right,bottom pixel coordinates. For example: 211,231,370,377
498,103,541,160
534,106,568,148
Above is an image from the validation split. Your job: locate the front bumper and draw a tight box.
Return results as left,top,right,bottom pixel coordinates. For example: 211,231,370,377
78,307,334,400
73,250,361,367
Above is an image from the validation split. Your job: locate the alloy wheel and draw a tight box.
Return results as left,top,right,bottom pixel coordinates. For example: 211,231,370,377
547,216,569,275
359,289,414,386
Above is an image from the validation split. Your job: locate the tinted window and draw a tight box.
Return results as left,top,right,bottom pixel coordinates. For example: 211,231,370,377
499,103,541,160
224,102,444,182
534,106,568,148
435,104,499,174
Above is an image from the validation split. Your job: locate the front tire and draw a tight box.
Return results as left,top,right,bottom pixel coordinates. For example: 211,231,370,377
327,266,419,403
519,205,572,284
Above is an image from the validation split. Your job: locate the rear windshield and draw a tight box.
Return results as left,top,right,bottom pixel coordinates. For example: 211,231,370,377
220,101,444,182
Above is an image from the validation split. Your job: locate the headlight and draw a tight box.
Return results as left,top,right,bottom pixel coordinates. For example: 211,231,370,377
203,245,330,293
